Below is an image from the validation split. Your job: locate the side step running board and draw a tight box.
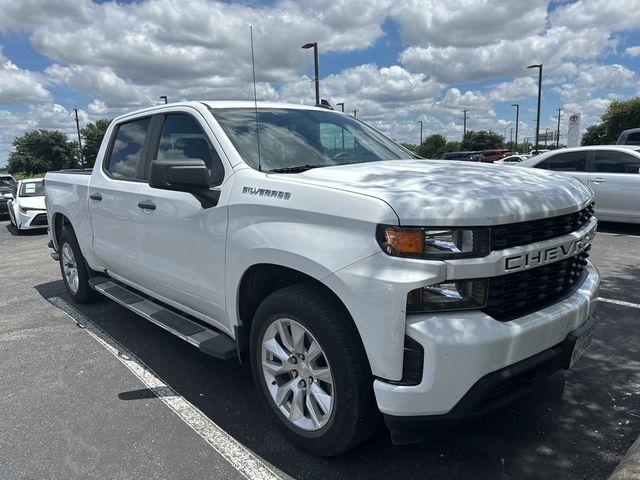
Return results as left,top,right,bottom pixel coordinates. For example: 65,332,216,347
89,277,237,360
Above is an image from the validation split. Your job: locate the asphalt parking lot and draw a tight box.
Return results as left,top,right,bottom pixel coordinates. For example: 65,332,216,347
1,218,639,480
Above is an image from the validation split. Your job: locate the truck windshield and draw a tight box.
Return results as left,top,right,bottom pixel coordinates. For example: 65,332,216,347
211,108,413,172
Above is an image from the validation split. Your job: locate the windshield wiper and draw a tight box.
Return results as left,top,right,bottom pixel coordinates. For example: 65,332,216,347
268,165,321,174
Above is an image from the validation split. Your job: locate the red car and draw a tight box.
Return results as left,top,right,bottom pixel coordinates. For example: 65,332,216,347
479,149,512,163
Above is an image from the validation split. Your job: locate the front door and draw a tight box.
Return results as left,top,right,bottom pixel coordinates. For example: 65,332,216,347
135,109,230,330
590,149,640,220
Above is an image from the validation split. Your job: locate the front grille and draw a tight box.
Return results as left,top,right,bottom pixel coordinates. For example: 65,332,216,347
483,248,590,321
491,203,594,250
30,213,48,226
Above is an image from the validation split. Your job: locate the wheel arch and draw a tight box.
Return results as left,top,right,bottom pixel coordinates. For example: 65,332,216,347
235,263,358,351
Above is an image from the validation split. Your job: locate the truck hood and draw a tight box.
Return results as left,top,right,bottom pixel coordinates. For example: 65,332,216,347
288,160,594,226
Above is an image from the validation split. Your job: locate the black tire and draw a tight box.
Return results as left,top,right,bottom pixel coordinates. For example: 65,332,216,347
58,228,99,304
250,284,379,456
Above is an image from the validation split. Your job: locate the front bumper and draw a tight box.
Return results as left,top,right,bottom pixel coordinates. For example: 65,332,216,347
16,210,48,230
384,315,596,444
374,262,599,426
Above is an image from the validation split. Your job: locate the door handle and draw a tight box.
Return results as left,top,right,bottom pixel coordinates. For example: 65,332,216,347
590,177,605,184
89,192,102,201
137,200,156,211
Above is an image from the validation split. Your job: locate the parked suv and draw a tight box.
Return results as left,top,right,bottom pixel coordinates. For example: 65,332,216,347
519,145,640,223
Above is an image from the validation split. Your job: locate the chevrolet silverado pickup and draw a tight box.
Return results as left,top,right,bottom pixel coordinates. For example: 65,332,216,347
45,101,599,456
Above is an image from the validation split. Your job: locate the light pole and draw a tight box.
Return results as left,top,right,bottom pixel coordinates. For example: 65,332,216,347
527,64,543,149
353,109,357,117
302,42,319,106
159,95,168,104
463,109,468,138
511,104,519,152
418,120,423,145
544,128,549,147
556,107,562,148
336,102,344,112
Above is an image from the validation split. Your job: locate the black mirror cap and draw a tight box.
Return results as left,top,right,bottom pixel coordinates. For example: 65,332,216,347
149,159,211,192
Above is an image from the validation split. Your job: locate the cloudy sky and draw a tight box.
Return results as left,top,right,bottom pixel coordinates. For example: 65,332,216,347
1,0,639,166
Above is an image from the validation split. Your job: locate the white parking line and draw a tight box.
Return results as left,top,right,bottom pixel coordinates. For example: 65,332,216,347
599,297,640,309
47,296,284,480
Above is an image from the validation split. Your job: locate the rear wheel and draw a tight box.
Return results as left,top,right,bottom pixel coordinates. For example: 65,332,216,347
59,229,99,304
250,284,379,456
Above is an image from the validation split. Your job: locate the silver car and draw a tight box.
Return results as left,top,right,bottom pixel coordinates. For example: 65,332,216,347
519,145,640,224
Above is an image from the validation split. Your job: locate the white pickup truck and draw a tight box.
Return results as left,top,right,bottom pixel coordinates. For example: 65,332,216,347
45,101,599,456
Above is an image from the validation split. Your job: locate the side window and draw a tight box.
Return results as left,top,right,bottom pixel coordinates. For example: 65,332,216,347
156,114,224,185
594,150,640,174
546,152,587,172
534,158,549,169
106,118,151,179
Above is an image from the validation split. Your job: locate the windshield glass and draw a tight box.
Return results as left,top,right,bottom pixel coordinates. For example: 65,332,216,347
0,177,14,188
211,108,413,172
19,180,45,197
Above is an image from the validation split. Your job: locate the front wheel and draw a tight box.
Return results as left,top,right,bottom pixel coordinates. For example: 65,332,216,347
250,284,379,456
58,229,99,304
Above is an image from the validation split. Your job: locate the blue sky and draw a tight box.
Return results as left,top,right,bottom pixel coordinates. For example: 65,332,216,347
1,0,639,166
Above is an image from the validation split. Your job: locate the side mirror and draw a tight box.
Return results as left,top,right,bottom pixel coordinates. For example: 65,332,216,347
3,193,12,200
149,159,220,208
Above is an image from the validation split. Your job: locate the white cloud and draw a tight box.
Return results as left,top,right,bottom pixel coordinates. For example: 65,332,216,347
399,26,615,83
0,49,51,103
625,46,640,57
390,0,547,48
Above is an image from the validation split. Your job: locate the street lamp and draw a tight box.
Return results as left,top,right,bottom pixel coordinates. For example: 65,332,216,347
418,120,423,145
527,64,543,149
556,107,562,149
511,104,519,152
302,42,319,106
463,109,468,138
336,102,344,112
159,95,168,104
544,127,549,147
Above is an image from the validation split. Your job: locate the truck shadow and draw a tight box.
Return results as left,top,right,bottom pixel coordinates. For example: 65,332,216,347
34,279,639,480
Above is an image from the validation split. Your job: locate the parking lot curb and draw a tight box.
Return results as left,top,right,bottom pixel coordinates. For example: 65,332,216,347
609,435,640,480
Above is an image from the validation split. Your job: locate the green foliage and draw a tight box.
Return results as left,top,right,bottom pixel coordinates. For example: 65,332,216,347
444,141,462,153
400,143,418,152
7,129,77,176
81,119,111,167
581,97,640,146
417,134,447,158
601,97,640,141
581,123,610,146
461,130,504,151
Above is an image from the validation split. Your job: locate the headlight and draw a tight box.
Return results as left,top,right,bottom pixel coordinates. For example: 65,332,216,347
407,279,488,313
376,225,490,259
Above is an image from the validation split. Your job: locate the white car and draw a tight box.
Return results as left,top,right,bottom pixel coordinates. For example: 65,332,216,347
519,145,640,224
495,154,529,164
7,178,48,233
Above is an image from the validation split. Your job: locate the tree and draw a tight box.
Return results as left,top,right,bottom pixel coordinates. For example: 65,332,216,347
601,97,640,141
581,123,609,146
461,130,504,151
417,134,447,158
7,130,77,176
400,143,417,153
581,97,640,146
444,141,462,153
81,119,111,167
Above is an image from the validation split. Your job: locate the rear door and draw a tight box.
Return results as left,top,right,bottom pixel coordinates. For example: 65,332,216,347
590,149,640,221
89,116,152,284
134,109,230,326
